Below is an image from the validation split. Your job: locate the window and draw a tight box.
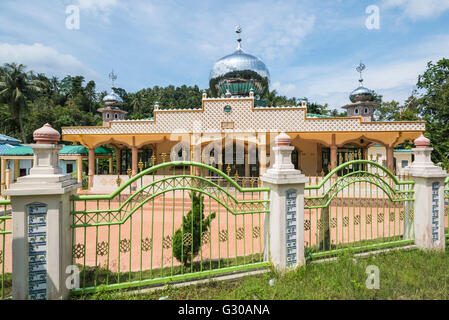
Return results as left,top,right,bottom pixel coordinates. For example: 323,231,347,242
114,113,118,119
19,168,27,177
106,113,110,119
401,160,409,168
67,163,74,174
354,108,359,115
364,107,369,114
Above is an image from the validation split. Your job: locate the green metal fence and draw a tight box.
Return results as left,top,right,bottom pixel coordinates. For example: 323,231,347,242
70,161,270,295
305,160,415,259
0,199,12,300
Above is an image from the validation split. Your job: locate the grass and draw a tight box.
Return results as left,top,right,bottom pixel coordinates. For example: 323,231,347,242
74,246,449,300
72,253,265,294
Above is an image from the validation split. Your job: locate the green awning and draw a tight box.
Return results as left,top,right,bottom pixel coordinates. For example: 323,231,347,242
1,145,112,156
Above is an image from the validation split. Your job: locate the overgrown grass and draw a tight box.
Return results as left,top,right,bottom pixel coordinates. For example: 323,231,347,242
74,253,265,291
74,246,449,300
1,273,12,300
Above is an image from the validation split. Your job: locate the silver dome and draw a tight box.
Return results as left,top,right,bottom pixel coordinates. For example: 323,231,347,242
103,88,123,106
350,85,374,103
209,49,270,97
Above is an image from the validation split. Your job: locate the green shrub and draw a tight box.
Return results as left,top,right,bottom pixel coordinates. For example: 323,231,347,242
172,192,216,266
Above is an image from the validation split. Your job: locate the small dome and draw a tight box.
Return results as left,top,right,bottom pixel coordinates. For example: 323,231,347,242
275,132,291,146
103,88,123,106
350,85,374,103
33,123,60,144
209,49,270,97
414,134,430,148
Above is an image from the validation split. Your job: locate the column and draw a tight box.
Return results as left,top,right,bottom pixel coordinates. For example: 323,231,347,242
88,148,95,189
5,168,11,191
330,145,338,170
14,159,20,181
405,135,447,251
131,146,138,176
386,145,394,172
259,144,267,176
1,157,5,194
76,156,82,184
261,132,308,270
195,143,201,176
116,148,121,175
3,123,79,300
108,158,113,174
245,150,250,177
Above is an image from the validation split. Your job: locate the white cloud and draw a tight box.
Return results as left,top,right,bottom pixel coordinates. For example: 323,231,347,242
383,0,449,20
75,0,118,13
273,34,449,109
0,43,101,81
125,1,315,62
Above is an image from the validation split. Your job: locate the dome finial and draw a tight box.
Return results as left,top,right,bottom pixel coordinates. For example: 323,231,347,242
235,25,242,50
356,61,366,86
109,69,117,88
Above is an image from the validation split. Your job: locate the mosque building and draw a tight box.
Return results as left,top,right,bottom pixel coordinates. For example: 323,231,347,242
59,28,424,191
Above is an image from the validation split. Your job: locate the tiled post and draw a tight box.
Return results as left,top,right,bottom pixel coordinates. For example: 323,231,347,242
3,124,80,300
404,135,448,251
261,132,308,270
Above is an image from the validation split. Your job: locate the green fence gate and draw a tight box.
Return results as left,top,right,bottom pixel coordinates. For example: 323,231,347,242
304,160,415,259
70,161,270,295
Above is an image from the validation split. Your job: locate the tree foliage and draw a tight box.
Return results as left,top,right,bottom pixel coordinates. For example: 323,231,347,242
416,58,449,168
172,192,216,266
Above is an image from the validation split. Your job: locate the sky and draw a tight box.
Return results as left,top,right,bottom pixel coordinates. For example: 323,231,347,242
0,0,448,110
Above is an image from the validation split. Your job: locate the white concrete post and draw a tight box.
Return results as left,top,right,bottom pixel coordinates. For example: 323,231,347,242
3,124,80,300
261,132,308,270
404,135,448,251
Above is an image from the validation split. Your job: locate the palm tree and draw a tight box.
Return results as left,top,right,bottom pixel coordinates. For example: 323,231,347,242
265,89,278,107
0,63,43,143
130,92,142,113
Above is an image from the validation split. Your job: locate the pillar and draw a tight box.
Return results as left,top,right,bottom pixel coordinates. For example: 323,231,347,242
261,132,308,270
76,156,82,184
116,148,121,175
108,157,113,174
259,144,267,176
5,168,11,192
131,146,138,177
330,145,338,170
1,157,5,194
14,159,20,181
88,148,95,189
404,135,447,251
386,145,394,172
245,151,250,177
195,143,202,176
3,123,80,300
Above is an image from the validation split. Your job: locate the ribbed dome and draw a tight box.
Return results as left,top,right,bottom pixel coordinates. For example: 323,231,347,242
349,85,374,103
103,88,123,106
209,49,270,97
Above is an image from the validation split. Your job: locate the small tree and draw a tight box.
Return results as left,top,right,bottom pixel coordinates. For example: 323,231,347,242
173,192,216,266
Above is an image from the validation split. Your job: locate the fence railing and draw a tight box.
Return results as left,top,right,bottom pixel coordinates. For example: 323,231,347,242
70,161,270,295
304,160,415,259
0,200,12,300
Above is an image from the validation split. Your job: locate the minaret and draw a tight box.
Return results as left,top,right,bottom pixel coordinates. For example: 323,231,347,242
98,70,128,126
341,62,378,121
